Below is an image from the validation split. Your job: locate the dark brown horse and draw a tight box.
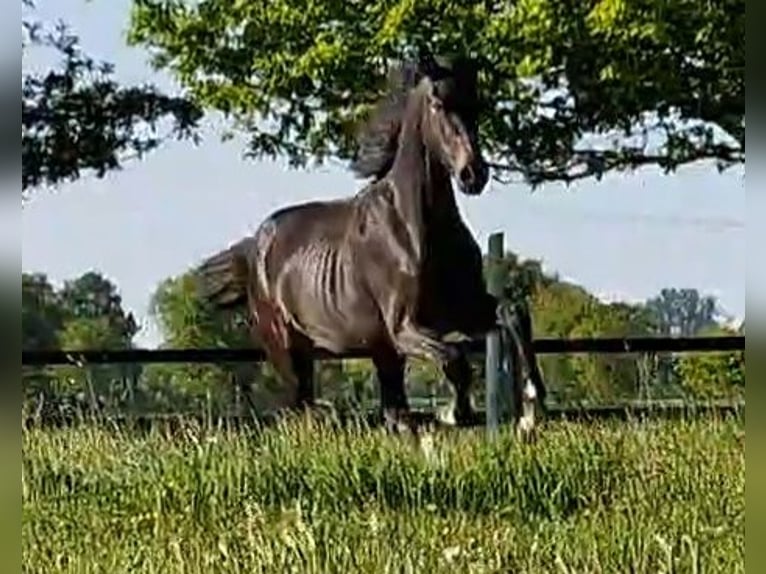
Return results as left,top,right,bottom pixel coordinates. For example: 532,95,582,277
196,55,546,431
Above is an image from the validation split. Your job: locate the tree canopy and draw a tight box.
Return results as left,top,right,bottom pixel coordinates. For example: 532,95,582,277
128,0,744,186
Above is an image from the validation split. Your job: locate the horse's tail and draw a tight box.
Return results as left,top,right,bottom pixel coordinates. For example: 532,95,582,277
195,238,256,309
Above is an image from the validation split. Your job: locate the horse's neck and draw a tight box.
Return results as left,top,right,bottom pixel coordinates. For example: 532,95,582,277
388,119,458,260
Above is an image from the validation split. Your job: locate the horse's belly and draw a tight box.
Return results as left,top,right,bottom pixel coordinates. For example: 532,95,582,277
282,273,382,353
295,303,383,353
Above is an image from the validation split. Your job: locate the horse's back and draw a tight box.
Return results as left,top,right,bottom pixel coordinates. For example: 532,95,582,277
263,197,356,235
254,198,356,263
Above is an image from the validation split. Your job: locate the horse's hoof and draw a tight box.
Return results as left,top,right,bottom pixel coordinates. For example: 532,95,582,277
435,405,458,427
515,417,538,443
437,404,476,428
456,413,478,428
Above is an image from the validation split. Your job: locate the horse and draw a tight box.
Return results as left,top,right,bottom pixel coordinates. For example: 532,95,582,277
195,54,546,433
351,58,548,430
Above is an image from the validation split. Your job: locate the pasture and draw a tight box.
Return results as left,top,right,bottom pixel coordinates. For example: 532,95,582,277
23,413,743,573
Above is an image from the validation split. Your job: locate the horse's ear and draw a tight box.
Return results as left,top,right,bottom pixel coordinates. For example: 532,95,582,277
386,59,424,92
452,56,479,86
417,52,479,89
417,51,440,77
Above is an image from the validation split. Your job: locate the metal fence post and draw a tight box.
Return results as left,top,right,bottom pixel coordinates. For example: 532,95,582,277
485,232,510,437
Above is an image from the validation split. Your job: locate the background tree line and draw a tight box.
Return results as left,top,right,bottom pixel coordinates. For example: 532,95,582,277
22,254,745,418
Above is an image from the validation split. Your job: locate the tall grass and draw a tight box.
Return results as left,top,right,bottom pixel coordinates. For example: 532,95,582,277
23,414,744,573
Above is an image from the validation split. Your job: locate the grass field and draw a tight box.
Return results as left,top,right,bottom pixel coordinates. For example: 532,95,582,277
23,414,744,573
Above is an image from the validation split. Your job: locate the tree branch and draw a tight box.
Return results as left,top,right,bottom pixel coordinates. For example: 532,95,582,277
488,143,744,188
21,5,203,196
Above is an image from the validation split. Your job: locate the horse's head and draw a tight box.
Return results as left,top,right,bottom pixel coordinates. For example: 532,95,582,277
351,55,490,196
416,55,489,196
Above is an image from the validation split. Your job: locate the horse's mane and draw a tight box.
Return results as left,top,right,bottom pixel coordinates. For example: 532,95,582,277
349,61,423,180
349,55,479,181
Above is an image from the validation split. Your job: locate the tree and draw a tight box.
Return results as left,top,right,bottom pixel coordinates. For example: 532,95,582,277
128,0,743,186
567,300,655,402
527,274,657,403
495,251,552,302
22,273,66,403
22,271,142,412
645,287,719,336
22,0,202,197
22,272,65,351
644,287,725,395
58,271,139,345
54,272,141,408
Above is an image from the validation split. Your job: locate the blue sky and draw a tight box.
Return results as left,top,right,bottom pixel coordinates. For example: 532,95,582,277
21,0,745,348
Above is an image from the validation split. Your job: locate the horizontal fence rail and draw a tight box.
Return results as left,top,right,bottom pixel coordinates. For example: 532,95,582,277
22,335,745,367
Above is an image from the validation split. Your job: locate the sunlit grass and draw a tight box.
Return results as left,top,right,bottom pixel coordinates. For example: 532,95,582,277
23,414,744,573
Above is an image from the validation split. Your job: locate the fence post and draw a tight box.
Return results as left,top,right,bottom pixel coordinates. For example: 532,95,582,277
485,232,511,437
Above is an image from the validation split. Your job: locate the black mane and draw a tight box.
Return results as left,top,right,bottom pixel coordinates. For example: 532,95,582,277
349,61,423,180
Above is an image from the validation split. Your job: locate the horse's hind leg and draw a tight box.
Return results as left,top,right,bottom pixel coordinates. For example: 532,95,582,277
515,302,548,412
257,341,328,421
504,302,547,411
499,302,547,437
250,300,313,416
371,345,414,434
289,346,316,408
288,331,341,421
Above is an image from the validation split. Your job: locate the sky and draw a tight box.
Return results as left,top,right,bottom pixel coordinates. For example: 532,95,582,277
21,0,746,348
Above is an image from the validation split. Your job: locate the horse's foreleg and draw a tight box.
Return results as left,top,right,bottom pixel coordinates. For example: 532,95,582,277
393,318,476,428
439,348,477,427
394,318,458,363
